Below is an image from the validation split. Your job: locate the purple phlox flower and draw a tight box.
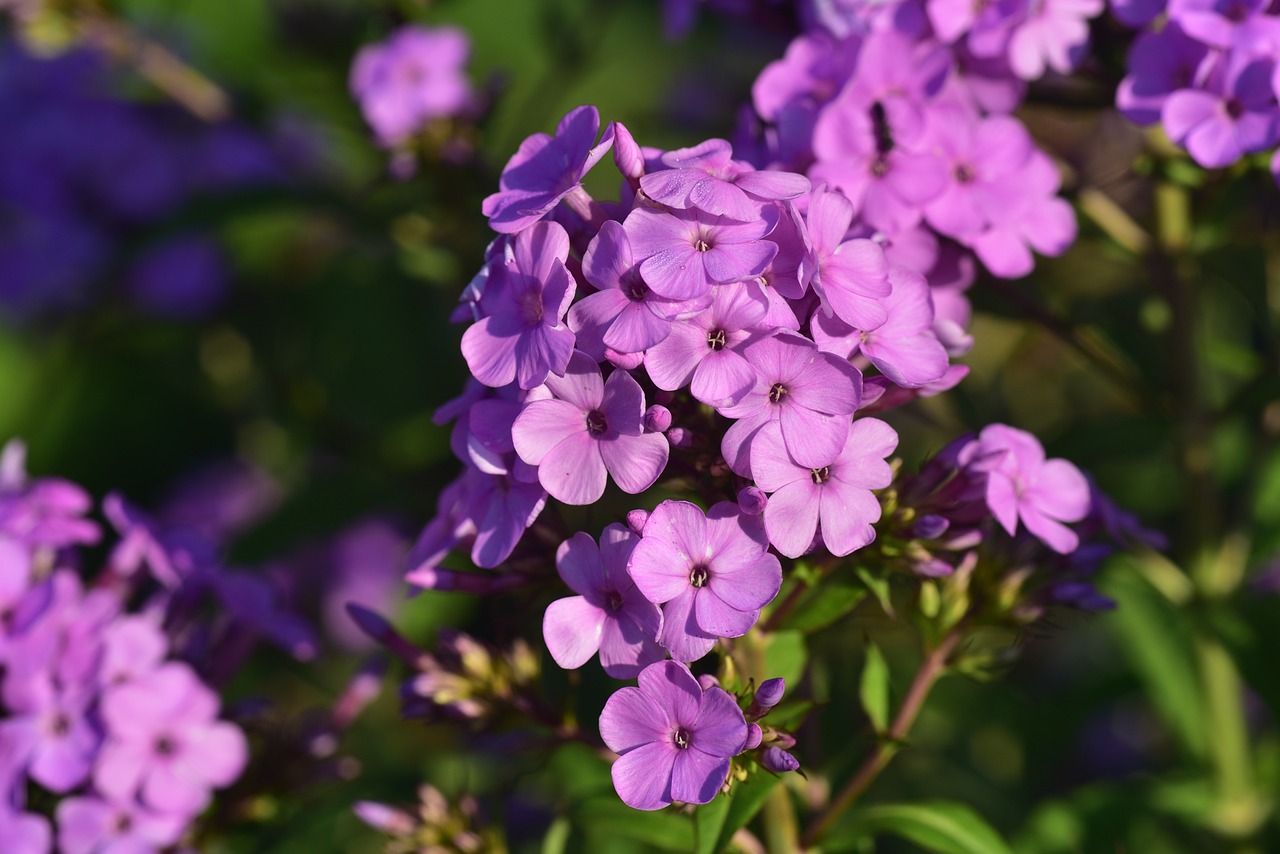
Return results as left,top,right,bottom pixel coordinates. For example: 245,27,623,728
1117,24,1212,127
751,417,897,558
402,478,476,585
753,31,861,126
644,281,771,408
928,0,1022,56
623,203,779,301
568,220,710,359
5,570,117,694
57,795,186,854
1162,56,1280,169
1111,0,1166,27
719,330,863,478
212,569,318,661
103,493,219,589
350,25,475,148
967,149,1076,278
157,459,282,545
977,424,1091,554
0,674,99,792
930,283,975,357
639,138,811,221
812,266,950,388
126,235,226,320
0,448,99,550
100,614,167,687
924,107,1036,241
460,221,577,389
598,659,748,809
95,661,248,818
803,184,892,331
482,105,615,234
844,32,951,149
458,467,547,569
810,92,949,233
1079,478,1169,551
458,386,545,481
628,501,782,663
1008,0,1105,81
0,808,49,854
948,47,1029,113
542,525,664,679
1171,0,1268,48
320,519,407,652
512,351,669,505
860,364,969,413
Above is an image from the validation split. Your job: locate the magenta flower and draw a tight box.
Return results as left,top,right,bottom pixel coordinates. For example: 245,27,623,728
567,221,708,359
644,282,770,408
598,660,748,810
719,331,863,477
460,221,577,389
639,138,810,221
94,662,248,817
0,809,49,854
804,184,892,331
923,109,1036,242
967,150,1076,278
1117,24,1211,128
976,424,1091,554
1,676,99,792
349,26,475,148
482,105,615,234
512,351,669,505
751,418,897,558
1007,0,1104,81
542,525,664,679
56,796,185,854
628,501,781,662
624,205,779,301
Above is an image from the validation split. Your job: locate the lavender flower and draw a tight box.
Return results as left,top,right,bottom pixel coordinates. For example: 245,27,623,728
598,660,748,809
624,205,779,301
976,424,1091,554
542,525,664,678
56,796,185,854
627,501,781,662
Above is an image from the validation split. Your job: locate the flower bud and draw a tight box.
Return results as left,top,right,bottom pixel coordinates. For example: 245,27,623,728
644,405,672,433
737,486,767,516
748,677,785,718
612,121,645,184
761,746,800,773
667,427,694,449
744,723,763,751
626,509,649,534
913,513,950,540
770,732,796,750
697,673,720,691
353,801,416,836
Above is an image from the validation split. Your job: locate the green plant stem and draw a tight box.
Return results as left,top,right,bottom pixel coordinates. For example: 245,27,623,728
799,628,964,849
764,786,801,854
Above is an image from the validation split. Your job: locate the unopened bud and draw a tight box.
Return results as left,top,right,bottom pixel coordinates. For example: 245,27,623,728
626,509,650,534
644,405,672,433
913,514,950,540
748,677,785,718
737,486,767,516
744,723,763,751
761,746,800,773
667,427,694,449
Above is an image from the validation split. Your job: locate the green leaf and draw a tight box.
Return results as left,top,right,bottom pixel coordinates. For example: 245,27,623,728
859,642,890,734
856,567,895,617
763,630,807,689
573,798,694,851
1099,561,1207,759
694,791,731,854
541,817,571,854
711,774,783,853
831,801,1016,854
782,577,867,633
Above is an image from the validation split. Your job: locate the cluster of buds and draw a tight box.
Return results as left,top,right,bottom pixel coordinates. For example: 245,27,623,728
355,784,504,854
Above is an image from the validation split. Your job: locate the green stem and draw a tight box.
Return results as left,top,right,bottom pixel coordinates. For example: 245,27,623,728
800,628,964,849
763,786,801,854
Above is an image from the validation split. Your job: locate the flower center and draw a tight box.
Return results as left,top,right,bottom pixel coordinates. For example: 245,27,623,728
694,238,712,252
706,329,727,351
111,812,134,835
49,713,71,737
768,382,788,403
1225,1,1250,21
673,727,691,749
518,287,545,325
811,466,831,484
1224,97,1245,120
154,735,177,757
586,410,609,436
606,590,624,612
689,564,710,588
954,163,975,184
623,272,650,302
870,156,890,178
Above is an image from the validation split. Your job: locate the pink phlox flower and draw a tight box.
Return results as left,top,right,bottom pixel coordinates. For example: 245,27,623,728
627,500,781,663
57,794,186,854
640,138,811,222
94,662,248,819
460,221,577,389
542,525,664,679
1161,56,1280,169
751,417,897,558
1008,0,1105,81
812,266,950,388
482,105,615,234
976,424,1091,554
599,659,749,809
966,149,1076,278
644,281,771,408
624,203,780,301
719,330,863,477
0,809,49,854
568,220,710,359
803,184,892,331
512,351,669,505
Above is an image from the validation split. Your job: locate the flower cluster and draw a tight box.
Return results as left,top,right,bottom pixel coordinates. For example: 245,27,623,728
0,39,289,320
738,0,1085,285
0,442,256,854
1116,0,1280,177
350,25,478,152
393,100,1123,811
